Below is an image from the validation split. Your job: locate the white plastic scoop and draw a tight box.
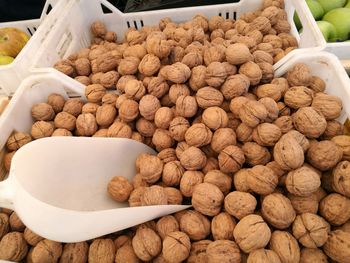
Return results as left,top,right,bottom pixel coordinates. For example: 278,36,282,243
0,137,190,243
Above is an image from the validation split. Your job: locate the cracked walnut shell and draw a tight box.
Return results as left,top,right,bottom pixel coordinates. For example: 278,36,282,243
239,100,268,128
218,145,245,173
6,132,31,151
162,231,190,263
247,165,278,195
269,231,300,263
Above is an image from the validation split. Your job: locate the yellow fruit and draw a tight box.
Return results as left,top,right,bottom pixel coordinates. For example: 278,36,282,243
0,55,14,65
0,28,30,57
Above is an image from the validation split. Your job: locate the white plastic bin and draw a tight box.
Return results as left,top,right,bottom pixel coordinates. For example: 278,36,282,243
0,0,71,96
31,0,324,77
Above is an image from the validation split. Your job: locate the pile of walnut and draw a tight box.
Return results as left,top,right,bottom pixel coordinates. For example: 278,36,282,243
2,1,350,262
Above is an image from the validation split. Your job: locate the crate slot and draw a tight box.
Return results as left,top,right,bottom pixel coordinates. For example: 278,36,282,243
140,20,144,27
46,4,53,15
218,12,222,17
233,11,237,20
226,12,229,19
100,3,113,14
133,21,138,29
126,21,131,28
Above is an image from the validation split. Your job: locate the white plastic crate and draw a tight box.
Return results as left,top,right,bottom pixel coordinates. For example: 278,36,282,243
0,0,71,96
31,0,324,76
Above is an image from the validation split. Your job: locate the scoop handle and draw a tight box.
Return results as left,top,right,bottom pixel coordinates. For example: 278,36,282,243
0,178,14,210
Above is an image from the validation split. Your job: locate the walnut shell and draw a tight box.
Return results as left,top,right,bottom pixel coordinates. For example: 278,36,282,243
224,191,257,219
132,227,161,261
202,106,228,130
206,240,241,263
233,214,271,253
32,239,62,263
252,123,282,146
179,171,204,197
31,121,54,139
247,249,282,263
269,231,300,263
156,215,179,240
239,61,262,86
162,231,190,263
162,161,184,187
319,193,350,226
331,161,350,197
284,86,314,109
160,62,191,84
176,95,198,118
312,92,342,120
211,128,236,153
76,113,98,136
287,63,312,87
180,146,207,171
192,183,224,216
187,239,211,263
141,185,168,206
220,74,250,100
138,54,161,76
225,43,253,65
185,123,212,147
211,212,236,241
309,76,326,92
180,210,210,241
115,244,140,263
273,116,293,133
285,166,320,197
23,228,43,247
85,84,106,103
107,121,132,139
218,145,245,173
204,170,232,195
288,193,319,214
0,232,28,261
323,230,350,263
273,135,304,171
205,62,227,88
31,103,55,121
300,248,328,263
292,213,330,248
137,153,163,184
189,65,207,91
307,140,343,171
0,213,9,240
239,100,268,128
203,45,225,66
196,86,224,109
6,132,32,151
118,56,140,75
247,165,278,195
242,142,271,166
60,242,89,263
108,176,133,202
256,83,282,101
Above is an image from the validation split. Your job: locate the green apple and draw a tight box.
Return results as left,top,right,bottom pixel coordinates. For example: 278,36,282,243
0,55,14,65
317,0,346,13
294,0,324,30
323,8,350,41
317,21,338,41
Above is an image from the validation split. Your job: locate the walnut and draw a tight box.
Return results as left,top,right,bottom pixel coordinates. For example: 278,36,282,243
218,145,245,173
224,191,257,219
108,176,133,202
153,107,173,130
229,96,248,119
54,60,75,76
168,117,189,142
176,95,198,118
292,213,330,248
138,54,161,77
147,77,169,99
93,129,108,138
139,95,161,120
258,62,274,83
189,65,207,91
47,93,65,113
141,185,168,206
125,29,144,45
152,129,174,151
136,153,163,184
22,228,43,247
132,227,162,261
180,171,204,197
128,187,146,207
323,230,350,263
288,193,319,214
258,97,279,123
118,56,140,75
261,193,295,229
155,215,179,240
160,62,191,84
168,84,190,105
277,102,291,117
203,170,232,195
206,240,241,263
74,58,91,76
242,142,271,166
31,103,55,121
118,99,139,123
322,120,344,140
8,212,24,232
247,250,282,263
239,61,262,85
247,165,278,195
204,62,227,88
220,74,250,100
124,80,146,101
160,161,183,187
273,135,304,170
187,240,211,263
233,169,250,192
31,121,54,139
107,121,132,138
256,84,282,101
116,75,136,93
54,112,76,131
273,116,293,133
287,63,312,87
210,128,236,153
85,84,106,103
196,86,224,109
309,76,326,92
331,161,350,197
75,76,91,86
239,100,268,128
284,86,314,110
319,193,350,226
184,123,212,147
203,45,225,66
202,157,219,174
233,214,271,253
91,21,106,37
179,210,210,241
0,213,9,239
181,52,203,69
76,113,98,136
132,173,149,189
123,44,146,60
202,107,228,130
162,231,191,262
60,242,89,263
100,71,119,89
307,140,343,171
332,135,350,161
6,132,32,151
136,118,156,137
0,232,28,261
300,248,328,263
252,123,281,146
95,104,117,127
192,182,224,216
225,43,253,65
269,231,300,263
114,235,132,250
285,166,320,197
311,92,343,120
88,239,115,263
82,102,99,115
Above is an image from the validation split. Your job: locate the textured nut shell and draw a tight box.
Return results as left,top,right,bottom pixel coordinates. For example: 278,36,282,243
312,93,342,120
204,170,232,195
9,212,25,231
0,213,9,240
138,54,161,76
292,213,330,248
288,193,319,214
242,142,271,166
270,231,300,263
156,215,179,240
273,135,304,171
252,123,282,146
180,147,207,171
60,242,89,263
31,103,55,121
180,171,204,197
31,121,54,139
286,166,321,196
6,132,32,151
162,231,190,263
141,186,168,206
169,117,190,142
132,227,161,261
32,239,62,263
332,135,350,161
107,122,132,139
233,169,251,192
196,86,224,109
218,145,245,173
220,74,250,100
162,161,184,187
76,113,98,136
307,140,343,171
247,249,281,263
115,244,140,263
262,193,296,229
247,165,278,195
287,63,312,87
323,230,350,263
225,43,252,65
211,128,236,153
332,161,350,197
108,176,133,202
192,183,224,216
239,100,268,128
176,95,198,118
137,154,163,184
300,248,328,263
224,191,257,219
202,107,228,130
206,240,241,263
0,232,28,261
284,86,314,109
319,193,350,226
292,107,327,138
185,123,212,147
211,212,236,241
47,93,65,113
233,214,271,253
180,210,210,241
